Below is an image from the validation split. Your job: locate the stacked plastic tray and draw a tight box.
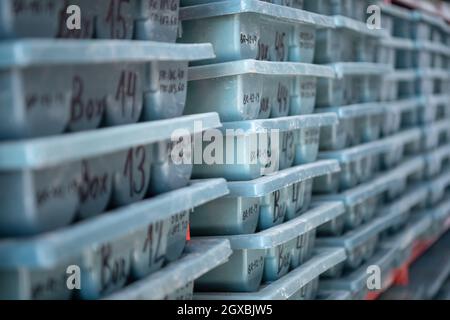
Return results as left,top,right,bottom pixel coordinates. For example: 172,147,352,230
317,1,450,300
1,0,449,301
178,0,353,300
375,1,450,299
0,0,234,300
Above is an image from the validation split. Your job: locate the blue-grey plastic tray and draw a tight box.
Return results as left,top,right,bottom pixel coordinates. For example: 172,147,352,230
379,184,429,232
315,128,422,193
0,40,215,139
316,213,399,275
194,248,346,300
424,144,450,178
412,11,450,41
420,95,448,126
316,102,387,150
381,99,423,136
424,95,450,124
422,119,450,151
378,3,414,39
316,63,392,108
381,70,416,101
180,0,332,26
414,41,450,69
319,248,398,300
379,128,423,169
429,197,450,235
331,63,393,78
105,239,232,300
315,128,422,189
380,212,433,268
180,0,333,64
378,37,415,68
0,179,229,300
192,160,340,235
181,0,305,9
186,60,335,121
318,184,430,277
378,2,413,21
317,136,395,192
305,0,369,22
333,15,388,38
314,14,389,64
0,0,181,42
192,113,338,181
194,201,345,292
426,170,450,206
416,69,450,95
0,113,221,237
380,37,415,50
315,156,426,235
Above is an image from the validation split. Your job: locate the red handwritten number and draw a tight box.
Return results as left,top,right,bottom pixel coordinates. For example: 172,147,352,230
106,0,129,39
123,147,146,198
116,70,138,118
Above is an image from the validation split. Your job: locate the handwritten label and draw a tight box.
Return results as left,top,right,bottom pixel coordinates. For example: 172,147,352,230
142,221,166,268
31,270,67,300
164,282,193,300
300,80,316,99
36,178,78,207
299,128,319,146
240,33,258,45
296,234,307,250
274,31,286,61
147,0,179,26
247,256,264,276
123,146,148,198
242,203,259,222
159,67,186,95
272,190,287,223
100,243,128,293
169,211,189,238
258,135,273,169
277,82,289,114
70,75,107,124
277,244,291,276
26,91,66,112
116,70,139,119
292,182,305,213
13,0,58,15
282,131,295,161
105,0,131,39
243,92,260,106
256,39,270,60
299,31,315,49
259,97,270,116
78,161,109,204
